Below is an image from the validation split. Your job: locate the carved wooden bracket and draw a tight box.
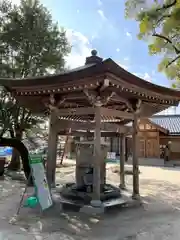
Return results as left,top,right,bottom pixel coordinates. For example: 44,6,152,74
49,94,55,106
42,94,67,113
83,89,97,105
99,79,110,92
83,89,115,106
136,99,142,114
130,99,142,113
100,92,115,105
111,95,134,112
57,98,66,108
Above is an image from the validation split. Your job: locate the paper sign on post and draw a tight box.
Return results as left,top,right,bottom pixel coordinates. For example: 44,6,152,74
107,152,116,160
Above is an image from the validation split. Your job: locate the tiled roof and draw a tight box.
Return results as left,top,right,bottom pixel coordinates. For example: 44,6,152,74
150,115,180,135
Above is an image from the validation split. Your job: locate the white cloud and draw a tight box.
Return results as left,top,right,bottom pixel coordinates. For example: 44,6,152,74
126,31,132,39
124,57,129,61
143,73,151,81
65,29,92,69
133,72,140,77
116,48,120,52
91,34,99,40
133,72,152,82
97,9,107,21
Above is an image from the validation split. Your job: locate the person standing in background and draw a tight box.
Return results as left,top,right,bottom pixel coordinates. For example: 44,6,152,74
164,145,170,163
125,137,129,162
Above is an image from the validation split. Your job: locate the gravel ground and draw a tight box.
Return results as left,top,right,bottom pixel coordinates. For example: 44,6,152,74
1,164,180,239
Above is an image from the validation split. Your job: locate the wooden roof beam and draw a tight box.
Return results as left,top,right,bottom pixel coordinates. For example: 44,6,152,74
100,107,133,119
50,106,95,116
58,130,123,137
55,119,132,134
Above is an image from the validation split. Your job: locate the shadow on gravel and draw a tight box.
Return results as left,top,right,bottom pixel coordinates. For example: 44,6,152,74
3,174,180,240
12,178,180,239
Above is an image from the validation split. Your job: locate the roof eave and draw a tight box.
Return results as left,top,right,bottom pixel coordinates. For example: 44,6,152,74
104,59,180,100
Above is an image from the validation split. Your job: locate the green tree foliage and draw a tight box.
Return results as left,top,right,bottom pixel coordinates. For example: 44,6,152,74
0,88,47,170
125,0,180,86
0,0,70,171
0,0,70,77
0,90,15,137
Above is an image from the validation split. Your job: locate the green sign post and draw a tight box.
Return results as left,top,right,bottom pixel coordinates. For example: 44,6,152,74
29,154,53,210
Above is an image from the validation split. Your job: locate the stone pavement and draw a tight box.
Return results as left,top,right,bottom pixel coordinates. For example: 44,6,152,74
1,166,180,239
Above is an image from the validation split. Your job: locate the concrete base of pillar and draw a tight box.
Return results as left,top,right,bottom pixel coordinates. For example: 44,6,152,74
49,182,56,189
132,193,141,201
119,184,126,190
90,200,102,207
50,182,56,188
80,204,104,214
80,199,104,214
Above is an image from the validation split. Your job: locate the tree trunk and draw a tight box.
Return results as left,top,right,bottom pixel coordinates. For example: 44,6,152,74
8,129,22,171
8,148,21,171
0,137,33,185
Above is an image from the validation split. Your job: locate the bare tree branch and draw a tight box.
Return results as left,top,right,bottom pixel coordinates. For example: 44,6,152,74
156,14,171,26
166,55,180,68
156,0,177,11
152,33,180,54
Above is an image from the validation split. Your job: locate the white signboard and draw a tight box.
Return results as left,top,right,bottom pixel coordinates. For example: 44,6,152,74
107,152,116,160
30,156,53,210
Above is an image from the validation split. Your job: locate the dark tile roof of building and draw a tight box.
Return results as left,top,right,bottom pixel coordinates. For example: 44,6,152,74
150,115,180,135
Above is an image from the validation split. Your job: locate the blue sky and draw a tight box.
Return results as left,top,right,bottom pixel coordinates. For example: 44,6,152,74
13,0,179,114
41,0,170,87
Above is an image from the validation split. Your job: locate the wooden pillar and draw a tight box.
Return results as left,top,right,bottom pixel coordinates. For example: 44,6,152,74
91,101,102,206
117,137,120,155
119,134,125,189
110,137,113,152
132,114,140,199
125,137,128,162
46,111,58,187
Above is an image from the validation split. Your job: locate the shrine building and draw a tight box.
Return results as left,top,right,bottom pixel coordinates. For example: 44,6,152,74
1,50,180,209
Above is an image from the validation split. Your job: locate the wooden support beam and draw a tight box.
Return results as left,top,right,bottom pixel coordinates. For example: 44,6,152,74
50,106,95,116
100,107,134,119
119,134,126,189
58,130,123,137
55,119,132,134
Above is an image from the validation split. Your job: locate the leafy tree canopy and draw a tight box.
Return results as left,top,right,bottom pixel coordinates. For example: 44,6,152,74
0,0,71,137
125,0,180,87
0,0,71,171
0,0,70,77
